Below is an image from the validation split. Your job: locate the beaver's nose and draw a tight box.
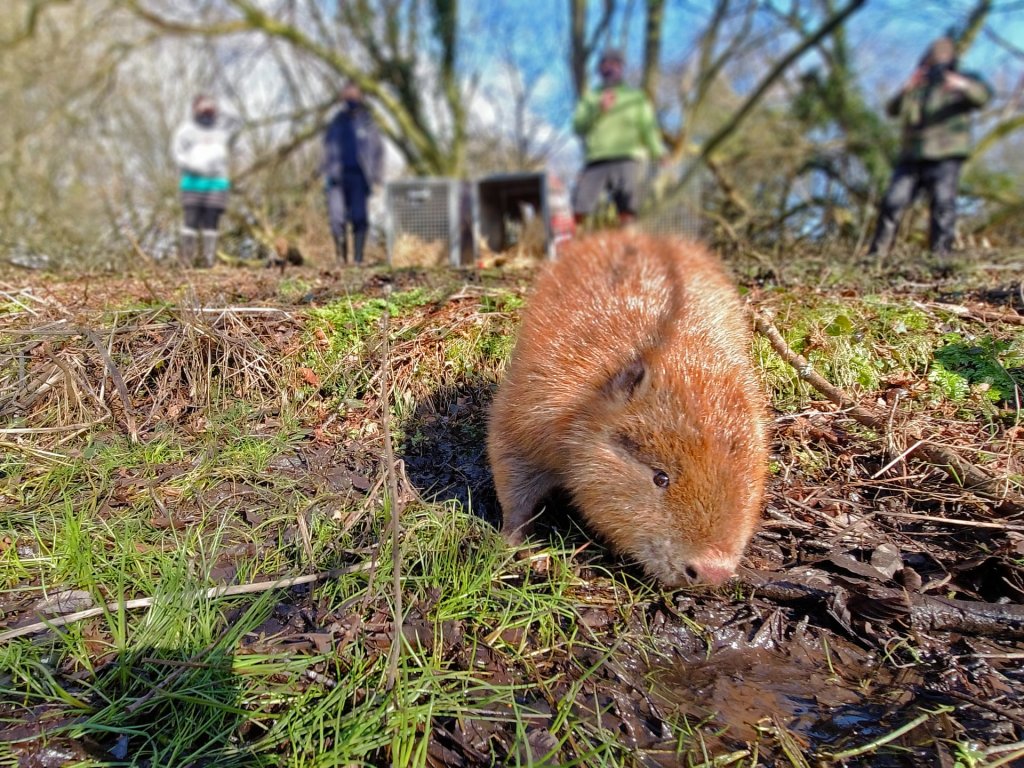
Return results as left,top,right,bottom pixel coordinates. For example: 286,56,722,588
682,557,735,586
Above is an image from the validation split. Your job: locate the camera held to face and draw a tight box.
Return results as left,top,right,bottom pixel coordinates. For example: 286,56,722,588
927,62,952,84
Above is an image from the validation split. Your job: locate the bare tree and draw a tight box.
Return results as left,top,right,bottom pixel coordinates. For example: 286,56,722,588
122,0,467,175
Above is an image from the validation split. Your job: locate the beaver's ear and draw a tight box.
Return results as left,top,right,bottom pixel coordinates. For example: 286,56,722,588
603,356,647,403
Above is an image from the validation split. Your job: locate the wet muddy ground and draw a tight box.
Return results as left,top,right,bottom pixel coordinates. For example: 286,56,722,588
2,259,1023,765
396,375,1024,765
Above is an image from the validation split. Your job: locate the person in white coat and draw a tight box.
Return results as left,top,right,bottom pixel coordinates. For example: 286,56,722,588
171,95,232,267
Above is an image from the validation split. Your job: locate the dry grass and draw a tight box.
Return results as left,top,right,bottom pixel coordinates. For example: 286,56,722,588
1,245,1023,766
1,297,304,439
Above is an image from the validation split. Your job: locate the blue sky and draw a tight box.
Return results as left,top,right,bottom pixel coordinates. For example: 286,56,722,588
458,0,1022,171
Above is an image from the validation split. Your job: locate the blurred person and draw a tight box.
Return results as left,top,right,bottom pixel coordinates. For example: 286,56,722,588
172,95,233,268
572,48,665,228
867,37,991,261
323,81,384,265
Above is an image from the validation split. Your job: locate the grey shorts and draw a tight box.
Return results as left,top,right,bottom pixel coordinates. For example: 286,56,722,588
573,158,641,216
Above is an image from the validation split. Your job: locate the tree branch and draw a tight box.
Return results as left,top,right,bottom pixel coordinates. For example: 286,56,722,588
654,0,866,214
752,310,1024,510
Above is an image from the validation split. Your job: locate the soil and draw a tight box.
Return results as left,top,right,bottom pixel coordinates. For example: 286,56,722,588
2,257,1023,765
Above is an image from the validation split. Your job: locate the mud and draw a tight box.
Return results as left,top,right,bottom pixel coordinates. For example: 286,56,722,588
402,383,501,527
394,368,1024,764
4,262,1023,765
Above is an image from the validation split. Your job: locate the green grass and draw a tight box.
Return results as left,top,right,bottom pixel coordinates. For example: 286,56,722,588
929,332,1024,404
0,463,691,766
1,355,685,764
751,292,1021,413
3,260,1022,766
300,288,436,403
278,276,314,303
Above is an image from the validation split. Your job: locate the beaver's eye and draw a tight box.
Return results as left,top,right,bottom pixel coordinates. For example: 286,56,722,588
653,470,670,488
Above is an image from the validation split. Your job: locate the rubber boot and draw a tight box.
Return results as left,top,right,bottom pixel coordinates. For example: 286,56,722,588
180,227,198,267
201,230,218,268
353,229,367,265
333,232,349,265
866,211,899,260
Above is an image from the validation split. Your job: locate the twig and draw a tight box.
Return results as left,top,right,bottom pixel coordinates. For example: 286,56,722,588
0,440,73,463
752,309,1024,510
825,706,954,760
876,510,1024,531
303,667,338,689
966,652,1024,659
870,439,925,479
0,421,107,435
185,307,291,315
295,500,316,566
987,747,1024,768
0,563,373,644
122,228,160,270
82,328,139,443
0,290,38,316
125,634,226,715
380,287,405,692
852,184,877,256
744,570,1024,638
922,301,1024,326
926,689,1024,731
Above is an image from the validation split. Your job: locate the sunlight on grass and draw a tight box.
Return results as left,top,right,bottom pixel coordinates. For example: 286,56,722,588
4,260,1023,766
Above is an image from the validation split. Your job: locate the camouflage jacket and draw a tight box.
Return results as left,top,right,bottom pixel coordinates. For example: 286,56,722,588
886,70,991,161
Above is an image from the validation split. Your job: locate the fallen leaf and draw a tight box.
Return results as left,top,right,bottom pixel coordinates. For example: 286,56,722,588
299,367,321,387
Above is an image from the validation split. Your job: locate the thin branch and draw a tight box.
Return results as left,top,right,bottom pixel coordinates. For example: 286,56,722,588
923,301,1024,327
752,309,1024,510
0,563,374,644
955,0,992,53
640,0,665,100
654,0,866,214
380,289,404,691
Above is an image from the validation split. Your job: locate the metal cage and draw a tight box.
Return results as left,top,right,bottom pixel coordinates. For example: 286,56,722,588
639,160,704,240
385,178,462,267
474,172,552,261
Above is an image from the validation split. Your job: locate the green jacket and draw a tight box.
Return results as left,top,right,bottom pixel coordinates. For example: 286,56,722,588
886,70,991,161
573,85,665,163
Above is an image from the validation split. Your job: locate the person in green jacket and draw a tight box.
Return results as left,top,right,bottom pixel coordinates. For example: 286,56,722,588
572,48,665,227
868,37,992,259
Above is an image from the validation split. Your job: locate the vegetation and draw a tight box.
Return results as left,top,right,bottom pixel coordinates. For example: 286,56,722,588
2,1,1022,269
2,248,1022,766
2,2,1023,765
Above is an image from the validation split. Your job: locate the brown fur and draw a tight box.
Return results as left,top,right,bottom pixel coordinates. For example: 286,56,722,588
487,232,768,586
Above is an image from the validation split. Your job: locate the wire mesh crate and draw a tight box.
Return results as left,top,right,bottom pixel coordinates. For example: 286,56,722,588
385,178,462,267
638,160,704,240
474,173,552,262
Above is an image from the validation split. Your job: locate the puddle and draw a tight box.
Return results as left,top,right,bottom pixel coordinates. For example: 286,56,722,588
649,635,920,754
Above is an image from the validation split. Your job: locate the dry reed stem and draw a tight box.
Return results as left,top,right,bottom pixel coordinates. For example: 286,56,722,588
83,328,138,442
0,563,374,644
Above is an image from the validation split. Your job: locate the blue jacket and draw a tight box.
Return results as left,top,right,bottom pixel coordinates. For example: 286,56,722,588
323,106,384,186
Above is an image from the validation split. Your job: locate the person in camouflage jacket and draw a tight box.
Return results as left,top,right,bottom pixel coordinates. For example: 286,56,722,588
867,37,991,258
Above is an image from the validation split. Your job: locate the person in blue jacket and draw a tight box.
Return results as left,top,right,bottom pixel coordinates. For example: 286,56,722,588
323,82,384,265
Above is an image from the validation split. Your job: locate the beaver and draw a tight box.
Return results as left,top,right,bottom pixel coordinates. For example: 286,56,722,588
487,232,768,586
